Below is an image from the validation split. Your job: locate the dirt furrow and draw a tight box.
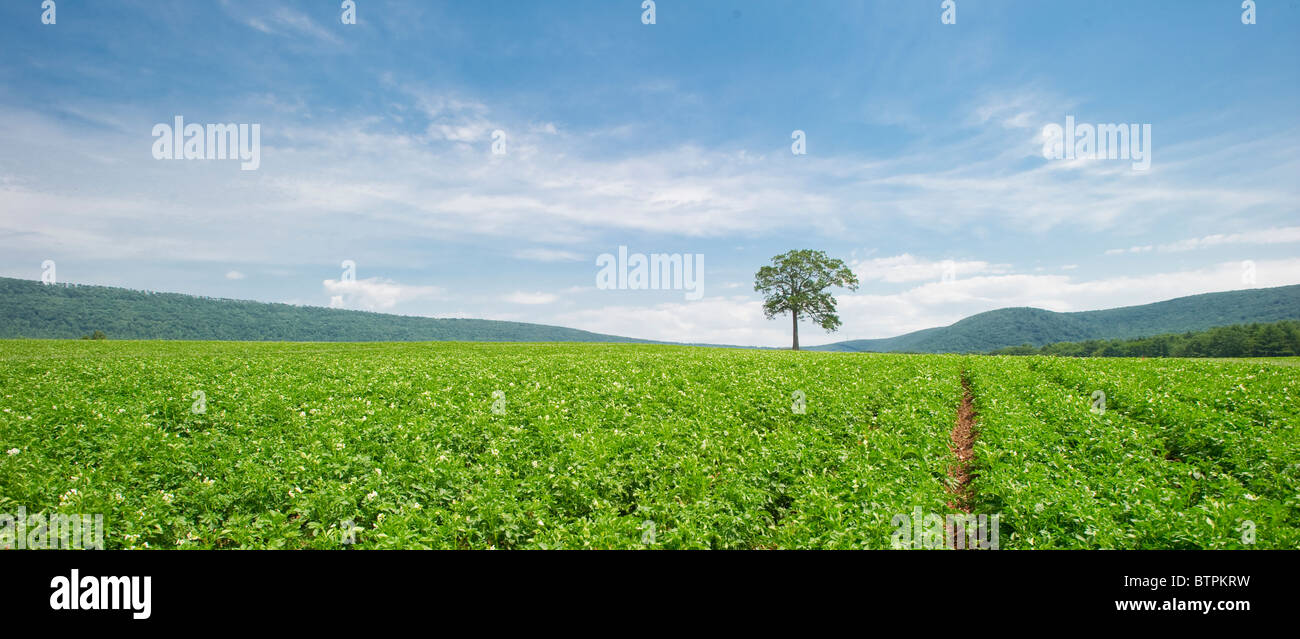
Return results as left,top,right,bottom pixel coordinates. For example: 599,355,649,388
945,374,979,548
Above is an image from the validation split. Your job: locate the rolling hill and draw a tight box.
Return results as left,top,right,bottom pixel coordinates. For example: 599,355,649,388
3,276,1298,352
811,285,1300,353
0,277,654,343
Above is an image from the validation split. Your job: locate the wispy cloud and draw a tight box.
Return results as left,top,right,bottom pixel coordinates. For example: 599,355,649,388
1106,226,1300,255
237,5,342,45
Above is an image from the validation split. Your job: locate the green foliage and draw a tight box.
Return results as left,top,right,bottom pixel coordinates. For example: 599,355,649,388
0,277,654,343
754,250,859,350
1,340,1294,549
965,355,1298,548
989,320,1300,358
0,341,960,549
815,285,1300,353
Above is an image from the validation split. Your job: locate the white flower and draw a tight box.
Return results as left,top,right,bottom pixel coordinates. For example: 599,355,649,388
59,487,83,507
5,448,18,455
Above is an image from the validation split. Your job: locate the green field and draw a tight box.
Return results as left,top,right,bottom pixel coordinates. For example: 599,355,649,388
1,340,1296,549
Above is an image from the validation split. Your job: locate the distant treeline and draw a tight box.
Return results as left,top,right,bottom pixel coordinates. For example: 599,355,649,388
0,277,652,343
812,284,1300,353
989,320,1300,358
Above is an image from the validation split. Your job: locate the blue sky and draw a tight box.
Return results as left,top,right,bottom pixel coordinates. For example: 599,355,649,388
2,0,1298,346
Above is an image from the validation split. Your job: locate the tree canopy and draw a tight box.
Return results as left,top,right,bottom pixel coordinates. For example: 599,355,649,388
754,249,859,350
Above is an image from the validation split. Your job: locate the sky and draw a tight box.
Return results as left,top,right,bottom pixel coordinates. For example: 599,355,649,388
1,0,1298,347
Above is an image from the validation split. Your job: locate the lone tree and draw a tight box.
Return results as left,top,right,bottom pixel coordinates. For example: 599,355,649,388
754,249,859,351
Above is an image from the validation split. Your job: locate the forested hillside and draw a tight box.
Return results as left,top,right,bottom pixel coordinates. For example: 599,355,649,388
0,277,650,343
813,285,1300,353
989,320,1300,357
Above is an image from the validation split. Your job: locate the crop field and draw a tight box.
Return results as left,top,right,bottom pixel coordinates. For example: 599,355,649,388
1,340,1296,549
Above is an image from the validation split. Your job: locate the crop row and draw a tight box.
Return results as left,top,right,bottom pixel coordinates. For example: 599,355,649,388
965,356,1296,548
0,341,964,549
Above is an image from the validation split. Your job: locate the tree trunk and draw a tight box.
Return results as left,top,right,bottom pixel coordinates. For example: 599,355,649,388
791,311,799,351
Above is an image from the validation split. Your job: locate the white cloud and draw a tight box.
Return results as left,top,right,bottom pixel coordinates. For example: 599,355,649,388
225,270,246,280
2,88,1294,270
429,122,492,143
1155,226,1300,253
1105,245,1154,255
970,88,1076,130
504,291,558,305
833,257,1300,342
321,277,445,311
550,258,1300,346
852,254,1009,284
245,17,273,34
554,297,787,346
514,248,584,262
411,93,495,143
1105,226,1300,256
